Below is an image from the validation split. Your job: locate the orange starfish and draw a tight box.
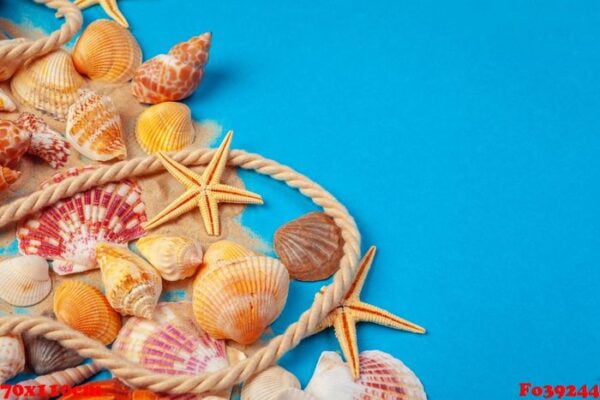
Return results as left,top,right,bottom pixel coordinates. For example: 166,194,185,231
143,131,263,235
317,246,426,380
74,0,129,28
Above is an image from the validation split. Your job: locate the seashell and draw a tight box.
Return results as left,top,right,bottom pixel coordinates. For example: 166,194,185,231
241,366,300,400
72,19,142,83
23,332,84,375
13,364,101,400
0,335,24,383
10,50,85,120
136,235,202,281
0,89,16,112
305,351,427,400
131,33,211,104
0,166,19,191
0,255,51,306
17,166,147,275
60,378,159,400
135,102,194,154
274,211,343,281
53,280,122,345
114,301,229,376
274,389,318,400
202,240,255,271
0,119,30,167
192,256,290,345
66,89,127,161
15,112,70,168
96,243,162,318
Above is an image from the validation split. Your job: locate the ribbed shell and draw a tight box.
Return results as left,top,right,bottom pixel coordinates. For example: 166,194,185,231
0,335,24,383
10,50,85,120
96,243,162,319
0,119,30,167
53,280,122,345
136,235,202,281
0,89,16,112
72,19,142,83
17,166,147,275
192,256,290,345
15,112,70,169
0,167,19,191
113,302,229,375
274,212,343,281
305,351,427,400
241,366,300,400
135,102,194,154
203,240,255,272
66,89,127,161
23,332,84,375
0,255,51,307
275,389,318,400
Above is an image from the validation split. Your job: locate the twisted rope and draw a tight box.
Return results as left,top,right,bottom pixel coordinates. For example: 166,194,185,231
0,148,361,394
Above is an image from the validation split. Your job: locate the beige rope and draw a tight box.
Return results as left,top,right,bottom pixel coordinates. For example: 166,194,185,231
0,148,361,394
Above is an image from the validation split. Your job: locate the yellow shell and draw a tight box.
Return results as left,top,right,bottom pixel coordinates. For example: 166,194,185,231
203,240,255,271
136,235,202,281
72,19,142,83
241,366,300,400
10,50,85,121
135,102,194,154
192,256,290,345
53,280,122,345
96,243,162,318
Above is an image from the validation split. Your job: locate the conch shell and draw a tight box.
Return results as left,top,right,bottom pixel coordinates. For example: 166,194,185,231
135,102,195,154
0,335,24,383
136,235,202,281
15,112,70,168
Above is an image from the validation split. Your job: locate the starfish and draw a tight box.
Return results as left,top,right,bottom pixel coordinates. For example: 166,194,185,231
74,0,129,28
143,131,263,236
317,246,426,380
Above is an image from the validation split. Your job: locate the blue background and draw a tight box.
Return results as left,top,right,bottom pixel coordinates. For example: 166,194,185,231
4,1,600,399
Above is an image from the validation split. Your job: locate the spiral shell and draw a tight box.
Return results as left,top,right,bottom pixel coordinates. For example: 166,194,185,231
53,280,122,345
96,243,162,318
73,19,142,83
0,89,16,112
23,332,84,375
192,256,290,345
135,102,195,154
274,212,343,281
241,366,300,400
0,255,51,307
0,119,30,167
0,167,19,191
0,335,24,383
10,50,85,120
137,235,202,281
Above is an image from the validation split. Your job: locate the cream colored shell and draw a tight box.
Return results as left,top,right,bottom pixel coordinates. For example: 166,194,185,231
241,366,300,400
0,255,51,306
136,235,202,281
0,335,24,383
135,102,195,154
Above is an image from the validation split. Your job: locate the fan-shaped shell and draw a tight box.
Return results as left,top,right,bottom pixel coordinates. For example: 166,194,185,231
53,280,122,345
0,167,19,191
135,102,194,154
305,351,427,400
137,235,202,281
15,112,70,168
17,166,147,275
96,243,162,318
0,119,30,167
241,366,300,400
0,335,24,383
203,240,255,271
0,89,16,112
274,212,343,281
192,256,290,345
72,19,142,83
23,332,84,375
66,89,127,161
10,50,85,120
0,255,51,307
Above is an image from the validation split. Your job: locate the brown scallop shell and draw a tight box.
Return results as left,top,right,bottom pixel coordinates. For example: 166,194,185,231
23,332,84,375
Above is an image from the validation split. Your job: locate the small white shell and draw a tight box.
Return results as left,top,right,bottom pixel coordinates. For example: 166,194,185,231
0,255,51,306
241,366,300,400
0,335,25,383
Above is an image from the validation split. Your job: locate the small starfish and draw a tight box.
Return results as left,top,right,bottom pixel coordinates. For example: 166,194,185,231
317,246,426,380
74,0,129,28
143,131,263,236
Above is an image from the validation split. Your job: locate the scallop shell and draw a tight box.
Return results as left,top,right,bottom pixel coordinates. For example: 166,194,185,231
23,332,84,375
0,255,51,307
10,50,85,120
274,212,343,281
0,119,30,167
12,364,101,400
203,240,255,271
0,335,24,383
15,112,70,168
241,366,300,400
0,167,19,191
53,280,122,345
131,33,211,104
135,102,194,154
274,389,318,400
96,243,162,318
17,166,147,275
305,351,427,400
192,256,290,345
66,89,127,161
137,235,202,281
72,19,142,83
0,89,16,112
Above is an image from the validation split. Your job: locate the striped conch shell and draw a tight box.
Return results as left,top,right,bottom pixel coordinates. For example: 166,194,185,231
10,364,100,400
0,167,19,191
15,112,70,168
0,255,51,307
10,50,85,120
132,33,211,104
73,19,142,83
241,366,300,400
96,243,162,318
0,89,16,112
135,102,195,154
136,235,202,281
0,335,25,383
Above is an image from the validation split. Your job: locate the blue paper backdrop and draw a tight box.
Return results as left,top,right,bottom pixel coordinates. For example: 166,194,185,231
3,1,600,399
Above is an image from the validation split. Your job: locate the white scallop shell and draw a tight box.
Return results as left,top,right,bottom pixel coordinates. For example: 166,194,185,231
0,256,51,306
